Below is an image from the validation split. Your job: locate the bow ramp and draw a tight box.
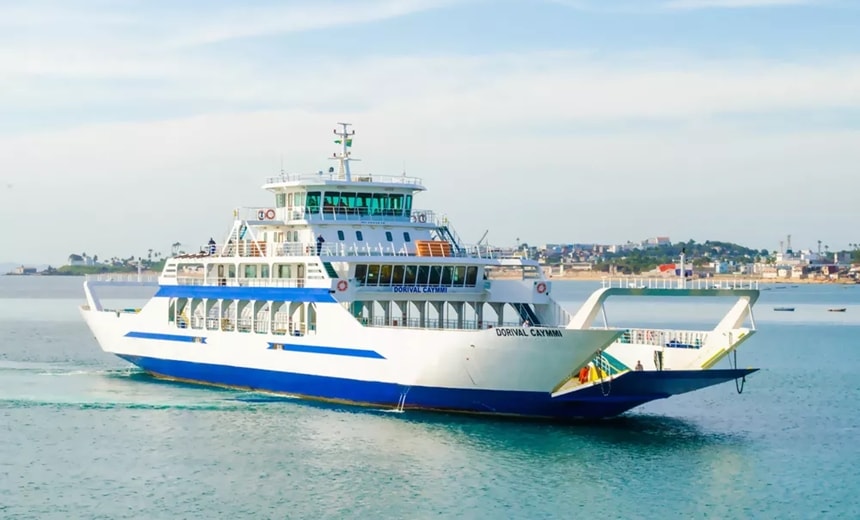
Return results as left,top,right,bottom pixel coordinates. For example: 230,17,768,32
556,277,760,407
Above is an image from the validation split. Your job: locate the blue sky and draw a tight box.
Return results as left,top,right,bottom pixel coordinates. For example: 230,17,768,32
1,0,859,265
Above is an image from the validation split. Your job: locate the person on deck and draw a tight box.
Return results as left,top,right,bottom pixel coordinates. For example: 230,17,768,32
316,234,325,255
635,360,644,371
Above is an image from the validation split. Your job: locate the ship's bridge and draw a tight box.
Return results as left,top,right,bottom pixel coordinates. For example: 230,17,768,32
260,172,425,224
221,123,464,258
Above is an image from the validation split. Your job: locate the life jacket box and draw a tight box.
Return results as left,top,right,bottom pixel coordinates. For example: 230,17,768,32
415,240,451,257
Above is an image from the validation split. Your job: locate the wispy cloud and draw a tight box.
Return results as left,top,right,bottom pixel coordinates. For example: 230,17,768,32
663,0,823,9
163,0,455,47
548,0,827,11
4,49,859,128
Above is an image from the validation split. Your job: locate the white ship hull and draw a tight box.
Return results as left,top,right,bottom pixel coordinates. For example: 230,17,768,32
80,292,625,419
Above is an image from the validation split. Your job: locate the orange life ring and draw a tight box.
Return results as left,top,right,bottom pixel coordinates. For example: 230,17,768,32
536,282,547,294
336,280,348,291
265,209,276,220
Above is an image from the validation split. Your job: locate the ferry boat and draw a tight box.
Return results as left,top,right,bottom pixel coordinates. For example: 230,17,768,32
80,123,758,420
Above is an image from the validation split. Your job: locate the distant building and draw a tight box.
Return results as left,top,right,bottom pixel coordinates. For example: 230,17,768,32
646,236,671,246
67,254,95,266
8,265,37,275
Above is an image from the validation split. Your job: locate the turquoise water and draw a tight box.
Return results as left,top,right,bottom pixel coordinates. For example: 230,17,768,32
1,276,859,518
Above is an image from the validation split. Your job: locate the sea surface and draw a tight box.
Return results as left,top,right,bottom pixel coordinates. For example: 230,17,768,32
1,276,859,519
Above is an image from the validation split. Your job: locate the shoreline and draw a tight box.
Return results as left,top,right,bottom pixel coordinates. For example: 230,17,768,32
500,269,858,285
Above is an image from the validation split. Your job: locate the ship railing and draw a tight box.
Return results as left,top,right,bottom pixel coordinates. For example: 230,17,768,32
360,316,525,330
173,276,305,288
600,277,759,290
280,207,440,224
457,245,523,260
263,172,424,186
185,241,517,260
610,328,709,349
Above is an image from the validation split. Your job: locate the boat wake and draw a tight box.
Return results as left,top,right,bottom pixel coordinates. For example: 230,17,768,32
0,360,137,377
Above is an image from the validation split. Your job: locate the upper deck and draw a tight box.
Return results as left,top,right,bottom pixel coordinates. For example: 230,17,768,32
262,171,425,191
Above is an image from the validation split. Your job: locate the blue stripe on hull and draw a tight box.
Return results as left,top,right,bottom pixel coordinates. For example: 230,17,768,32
115,355,648,419
126,331,207,343
154,285,336,302
267,342,385,359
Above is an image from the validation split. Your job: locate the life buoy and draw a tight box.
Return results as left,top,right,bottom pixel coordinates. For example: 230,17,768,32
257,210,265,220
536,282,547,294
418,213,427,223
265,209,276,220
336,280,348,291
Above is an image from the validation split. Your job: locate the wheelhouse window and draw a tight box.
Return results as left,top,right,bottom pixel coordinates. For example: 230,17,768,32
355,264,368,283
404,265,417,284
392,265,405,285
313,192,413,218
440,266,453,286
417,265,430,285
275,193,286,208
306,192,321,215
366,264,380,285
466,266,478,286
352,264,479,287
453,266,466,287
429,266,442,286
378,265,393,286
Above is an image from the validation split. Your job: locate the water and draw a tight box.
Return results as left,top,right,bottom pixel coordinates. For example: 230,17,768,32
1,276,859,518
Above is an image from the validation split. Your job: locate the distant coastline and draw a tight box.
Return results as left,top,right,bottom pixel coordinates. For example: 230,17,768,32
494,269,859,285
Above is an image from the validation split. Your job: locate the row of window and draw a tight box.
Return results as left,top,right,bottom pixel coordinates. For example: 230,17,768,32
202,264,304,278
354,264,479,287
276,191,414,217
335,230,411,243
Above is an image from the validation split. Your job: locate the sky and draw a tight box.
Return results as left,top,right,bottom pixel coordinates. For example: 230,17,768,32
1,0,859,266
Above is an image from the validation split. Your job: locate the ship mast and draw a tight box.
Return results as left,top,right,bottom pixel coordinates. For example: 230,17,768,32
331,122,358,181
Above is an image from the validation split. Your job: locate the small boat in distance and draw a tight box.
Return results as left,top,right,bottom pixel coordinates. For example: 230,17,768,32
774,307,795,312
828,308,847,313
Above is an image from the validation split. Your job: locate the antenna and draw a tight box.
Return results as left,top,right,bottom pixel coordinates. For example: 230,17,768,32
280,154,284,176
330,122,359,181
